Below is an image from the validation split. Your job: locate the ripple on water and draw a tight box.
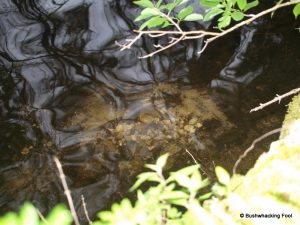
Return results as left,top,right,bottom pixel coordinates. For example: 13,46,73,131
1,0,300,222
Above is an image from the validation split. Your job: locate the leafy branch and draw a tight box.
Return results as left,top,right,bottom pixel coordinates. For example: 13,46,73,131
92,154,231,225
117,0,300,58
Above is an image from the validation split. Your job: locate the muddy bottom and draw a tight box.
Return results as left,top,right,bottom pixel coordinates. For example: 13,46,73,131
60,82,283,185
0,80,286,223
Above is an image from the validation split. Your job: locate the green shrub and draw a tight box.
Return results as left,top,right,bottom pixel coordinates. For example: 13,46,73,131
92,154,230,225
133,0,300,30
0,154,230,225
0,203,72,225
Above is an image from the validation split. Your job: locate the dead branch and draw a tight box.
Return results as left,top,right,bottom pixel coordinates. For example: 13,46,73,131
120,0,300,58
185,149,209,176
53,156,80,225
140,34,185,58
250,87,300,113
185,149,199,165
233,128,282,174
36,208,49,225
81,195,92,225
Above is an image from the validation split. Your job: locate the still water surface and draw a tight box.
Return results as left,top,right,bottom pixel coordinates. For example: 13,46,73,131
0,0,300,222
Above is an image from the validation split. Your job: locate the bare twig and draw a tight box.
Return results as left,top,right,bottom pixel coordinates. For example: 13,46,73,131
132,30,219,36
250,87,300,113
185,149,199,165
198,40,209,54
120,0,300,58
159,10,183,32
139,34,185,58
149,33,166,38
81,195,92,225
185,149,209,176
36,208,49,225
53,156,80,225
233,128,281,174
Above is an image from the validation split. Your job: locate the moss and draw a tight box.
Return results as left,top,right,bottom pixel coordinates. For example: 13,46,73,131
281,93,300,138
283,93,300,126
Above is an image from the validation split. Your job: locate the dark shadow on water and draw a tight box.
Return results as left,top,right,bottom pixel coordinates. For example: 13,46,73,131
0,0,300,223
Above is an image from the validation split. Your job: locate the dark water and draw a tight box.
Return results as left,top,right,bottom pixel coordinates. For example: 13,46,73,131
0,0,300,223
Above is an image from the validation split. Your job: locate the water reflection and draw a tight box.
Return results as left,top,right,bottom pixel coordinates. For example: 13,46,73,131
0,0,210,219
0,0,300,223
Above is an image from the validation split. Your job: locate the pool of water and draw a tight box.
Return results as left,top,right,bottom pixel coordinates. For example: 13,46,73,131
0,0,300,223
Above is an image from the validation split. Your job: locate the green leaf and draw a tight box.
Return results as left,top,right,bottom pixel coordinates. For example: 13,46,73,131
98,211,114,221
156,0,164,7
162,191,189,201
189,170,203,191
135,14,153,22
231,11,244,21
167,207,182,219
130,172,160,191
134,0,154,8
161,21,172,28
218,15,231,29
293,4,300,19
160,2,176,12
119,199,133,211
91,222,104,225
227,0,233,8
190,173,210,192
111,203,121,213
203,8,223,21
237,0,247,10
0,213,18,225
212,184,227,197
215,166,231,186
135,8,160,21
44,205,72,225
178,5,194,20
200,0,220,7
156,153,169,170
199,192,213,201
176,0,190,6
139,19,151,30
173,173,193,189
19,203,39,225
165,183,176,191
183,211,196,225
145,163,158,171
184,13,203,21
169,165,199,181
167,198,189,207
197,178,210,190
137,190,146,204
244,0,258,11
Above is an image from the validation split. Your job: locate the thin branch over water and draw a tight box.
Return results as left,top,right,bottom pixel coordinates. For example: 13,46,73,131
53,156,80,225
